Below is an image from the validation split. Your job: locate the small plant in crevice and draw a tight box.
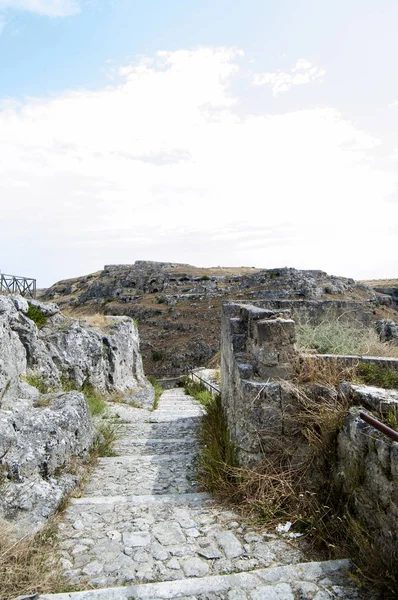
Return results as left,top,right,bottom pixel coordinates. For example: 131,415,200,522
80,382,107,416
91,418,120,458
0,380,11,407
25,374,49,394
148,375,162,410
26,305,48,328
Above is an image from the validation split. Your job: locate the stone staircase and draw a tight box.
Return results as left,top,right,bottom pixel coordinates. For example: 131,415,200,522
39,389,360,599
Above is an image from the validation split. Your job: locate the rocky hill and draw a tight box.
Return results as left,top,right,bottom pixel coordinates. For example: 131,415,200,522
42,261,396,376
361,278,398,310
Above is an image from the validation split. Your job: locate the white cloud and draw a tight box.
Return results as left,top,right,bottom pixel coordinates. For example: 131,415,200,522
252,58,325,96
0,47,397,285
0,0,80,17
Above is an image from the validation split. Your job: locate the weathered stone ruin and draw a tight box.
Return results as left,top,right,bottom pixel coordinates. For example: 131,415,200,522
221,300,398,558
0,294,151,532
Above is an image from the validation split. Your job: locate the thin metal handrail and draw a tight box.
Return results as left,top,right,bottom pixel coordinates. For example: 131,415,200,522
359,412,398,442
189,370,220,395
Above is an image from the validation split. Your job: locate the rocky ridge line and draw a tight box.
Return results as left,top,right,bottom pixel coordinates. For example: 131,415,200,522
41,261,393,377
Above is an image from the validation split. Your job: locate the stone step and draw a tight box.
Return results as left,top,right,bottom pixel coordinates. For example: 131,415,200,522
82,453,199,497
114,436,200,455
147,414,202,423
110,422,200,442
39,559,355,599
70,492,210,506
55,498,312,589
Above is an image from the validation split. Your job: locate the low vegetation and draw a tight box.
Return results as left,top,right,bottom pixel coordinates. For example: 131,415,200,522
26,305,48,328
148,375,163,410
296,319,398,358
80,382,107,416
25,374,49,394
189,379,397,598
357,361,398,389
0,521,76,599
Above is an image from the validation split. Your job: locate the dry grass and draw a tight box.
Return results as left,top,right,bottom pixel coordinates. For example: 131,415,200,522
296,320,398,358
196,381,398,597
80,313,116,331
294,355,358,386
0,520,74,599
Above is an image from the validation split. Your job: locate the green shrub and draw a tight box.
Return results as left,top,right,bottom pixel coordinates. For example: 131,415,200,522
152,350,163,362
26,306,48,328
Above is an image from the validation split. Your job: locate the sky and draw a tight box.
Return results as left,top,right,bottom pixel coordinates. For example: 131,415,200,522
0,1,398,287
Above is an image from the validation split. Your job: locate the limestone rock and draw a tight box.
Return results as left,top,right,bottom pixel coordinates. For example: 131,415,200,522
0,294,152,404
0,391,93,532
375,319,398,343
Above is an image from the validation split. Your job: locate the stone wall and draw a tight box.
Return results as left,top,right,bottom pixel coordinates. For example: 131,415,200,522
336,385,398,553
221,302,300,465
221,300,398,553
233,298,378,328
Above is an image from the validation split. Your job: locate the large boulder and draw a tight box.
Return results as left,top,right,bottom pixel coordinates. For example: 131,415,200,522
0,391,93,532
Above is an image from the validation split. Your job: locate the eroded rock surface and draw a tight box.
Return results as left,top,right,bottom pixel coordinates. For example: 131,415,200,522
0,391,93,531
0,294,151,531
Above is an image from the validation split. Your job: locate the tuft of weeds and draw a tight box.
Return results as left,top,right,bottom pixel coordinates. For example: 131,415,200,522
184,380,236,493
91,418,120,458
0,520,76,600
148,376,163,410
294,355,357,386
25,374,49,394
80,382,107,416
26,305,48,328
152,350,163,362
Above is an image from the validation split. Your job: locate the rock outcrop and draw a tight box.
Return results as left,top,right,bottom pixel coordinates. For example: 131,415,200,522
0,294,150,403
375,319,398,343
0,294,151,532
41,261,396,377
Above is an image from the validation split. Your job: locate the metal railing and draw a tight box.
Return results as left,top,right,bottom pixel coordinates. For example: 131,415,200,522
189,369,220,396
0,273,36,298
360,411,398,442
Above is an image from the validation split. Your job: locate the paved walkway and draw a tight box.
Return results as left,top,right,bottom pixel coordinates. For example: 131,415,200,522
40,389,360,599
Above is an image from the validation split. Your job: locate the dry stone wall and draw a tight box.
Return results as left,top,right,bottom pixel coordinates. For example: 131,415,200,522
336,385,398,553
221,301,398,557
221,302,301,465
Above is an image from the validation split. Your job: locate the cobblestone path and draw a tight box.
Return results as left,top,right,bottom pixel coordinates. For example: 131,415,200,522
40,389,360,600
